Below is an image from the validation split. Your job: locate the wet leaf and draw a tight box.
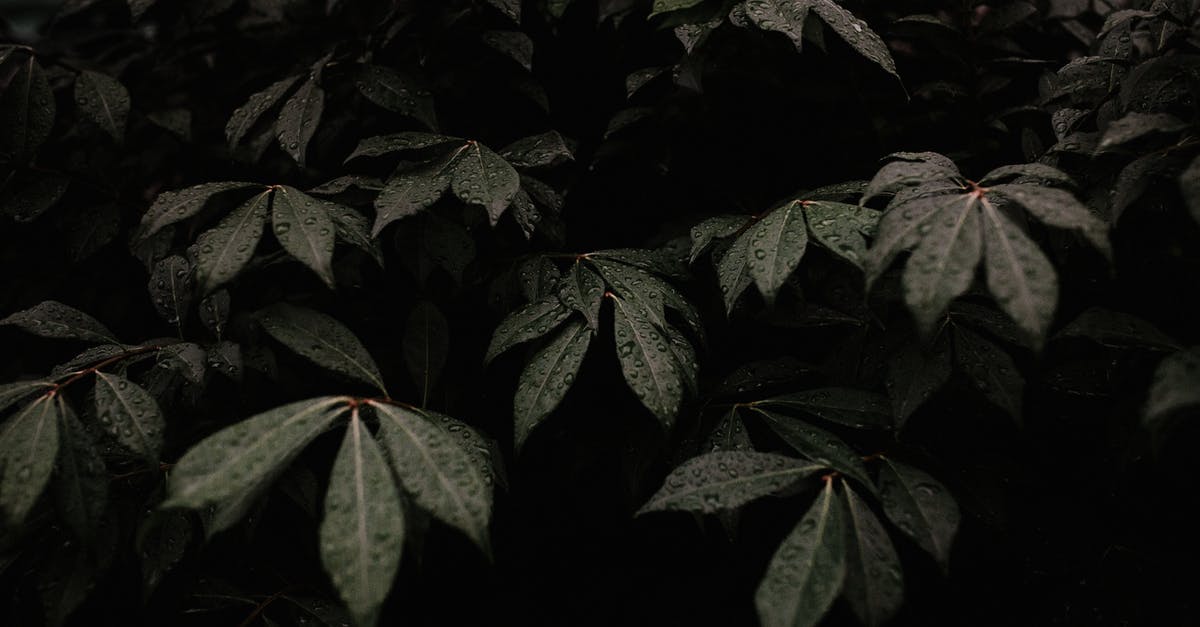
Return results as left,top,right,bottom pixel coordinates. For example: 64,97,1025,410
482,30,534,72
757,388,892,429
402,301,449,403
513,318,591,450
0,394,61,526
372,164,450,236
841,481,903,627
612,294,685,428
953,325,1023,421
272,186,336,288
876,457,959,571
353,64,436,129
54,401,108,542
689,214,747,263
749,406,872,488
194,190,271,294
0,55,55,162
320,411,405,627
500,131,573,169
1055,307,1179,351
638,450,822,514
559,261,605,331
1,300,118,344
257,303,387,394
137,181,260,241
74,70,130,142
449,141,520,225
885,338,952,429
743,200,808,306
485,296,572,365
148,255,194,329
0,380,54,414
705,407,754,452
804,201,879,268
275,77,324,166
1144,347,1200,429
225,75,301,149
94,371,165,461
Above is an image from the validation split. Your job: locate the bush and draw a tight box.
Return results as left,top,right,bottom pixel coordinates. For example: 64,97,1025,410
2,1,1199,625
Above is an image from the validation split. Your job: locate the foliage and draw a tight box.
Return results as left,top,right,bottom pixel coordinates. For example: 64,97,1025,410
2,0,1200,625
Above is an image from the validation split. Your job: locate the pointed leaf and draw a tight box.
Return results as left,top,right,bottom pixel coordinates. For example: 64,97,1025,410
275,78,324,166
514,319,591,450
559,261,605,331
272,186,336,287
758,388,892,429
0,55,55,162
750,407,872,487
804,201,879,268
320,413,404,627
257,304,387,394
0,380,54,414
148,255,194,328
755,479,847,627
990,184,1111,260
639,451,823,514
138,181,260,241
1,300,117,344
165,397,346,508
885,339,951,429
74,70,130,142
901,195,982,332
690,214,748,263
484,297,572,365
353,64,436,129
612,295,685,428
345,132,459,161
482,31,534,72
841,481,903,627
54,403,108,542
953,325,1023,420
372,402,492,551
744,200,808,306
650,0,706,17
94,372,165,461
325,201,383,265
194,189,271,293
0,395,60,526
876,457,959,571
499,131,573,169
226,75,301,149
716,231,755,313
1056,307,1179,351
704,407,753,452
979,200,1058,343
449,141,520,225
371,166,450,236
402,301,449,402
1144,347,1200,429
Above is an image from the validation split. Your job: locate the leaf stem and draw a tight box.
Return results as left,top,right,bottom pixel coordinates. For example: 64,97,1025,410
48,344,166,395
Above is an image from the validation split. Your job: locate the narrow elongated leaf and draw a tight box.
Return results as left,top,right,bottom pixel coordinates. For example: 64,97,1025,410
876,457,959,571
484,297,572,365
325,201,383,265
865,190,963,287
483,31,534,71
716,228,756,313
414,407,502,493
257,303,387,394
1181,154,1200,226
226,75,301,149
743,0,813,51
705,407,753,452
650,0,706,17
804,201,879,268
94,372,165,461
639,451,822,514
953,326,1023,421
449,141,520,225
402,301,449,403
485,0,520,21
194,190,271,293
54,402,108,542
750,407,872,487
690,214,747,263
0,55,55,162
1,300,118,344
499,131,573,169
560,261,605,331
353,64,436,129
1144,347,1200,428
902,195,982,332
755,479,847,627
758,388,892,429
744,200,808,306
989,184,1111,260
148,255,193,328
612,295,685,428
371,166,450,236
372,402,491,551
513,319,591,450
74,70,130,142
885,339,951,429
841,481,903,627
0,380,54,414
979,199,1058,342
810,0,899,80
345,132,459,160
164,397,347,508
137,181,259,240
0,395,61,526
272,186,336,288
275,78,324,166
1056,307,1179,351
320,412,405,627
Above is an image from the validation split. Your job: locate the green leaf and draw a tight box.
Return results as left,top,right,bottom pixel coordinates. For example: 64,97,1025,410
803,201,879,268
325,200,383,265
448,141,520,225
841,481,903,627
199,290,230,339
749,406,872,488
157,342,207,384
137,181,260,241
513,318,591,451
413,407,503,493
0,170,68,222
94,371,165,462
499,131,574,169
978,198,1058,343
485,0,520,22
371,165,451,236
809,0,899,79
1,300,118,344
319,411,405,627
1144,347,1200,429
482,31,534,72
345,132,459,161
1055,307,1179,351
988,184,1111,261
0,55,55,162
194,189,272,293
901,195,982,333
148,255,194,329
715,228,755,314
638,451,823,514
0,395,61,526
275,77,324,166
704,407,753,452
257,303,388,394
757,388,892,429
371,402,492,551
207,340,243,381
54,403,108,542
1181,154,1200,227
612,295,685,428
484,296,572,365
353,64,436,129
953,325,1023,421
272,186,337,288
689,214,747,263
226,76,301,149
885,338,951,429
876,457,959,571
743,0,814,51
754,479,846,627
744,200,808,306
74,70,130,143
0,380,54,414
164,396,347,508
650,0,706,18
559,261,605,331
1096,112,1188,152
402,301,449,404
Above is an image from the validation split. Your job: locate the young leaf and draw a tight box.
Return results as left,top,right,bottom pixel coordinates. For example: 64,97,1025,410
638,451,823,514
194,189,272,294
353,64,436,129
275,77,324,166
257,303,388,394
755,479,847,627
841,481,903,627
54,402,108,542
272,186,336,288
612,295,685,429
226,75,302,149
876,457,959,571
513,318,591,451
0,394,61,527
757,388,893,430
320,411,405,627
484,296,572,365
164,397,347,509
371,402,492,551
749,406,872,488
448,141,520,225
744,200,808,306
402,301,449,404
74,70,130,142
137,181,260,241
0,55,55,162
94,371,165,462
1144,347,1200,429
1,300,118,344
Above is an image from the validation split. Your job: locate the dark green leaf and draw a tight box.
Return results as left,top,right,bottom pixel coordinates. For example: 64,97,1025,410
226,75,301,149
1144,347,1200,429
750,406,872,487
559,261,606,331
638,451,822,514
54,403,108,542
1,300,118,344
757,388,892,429
257,303,387,394
402,301,449,403
448,141,520,225
74,70,130,142
0,55,55,162
744,200,808,306
137,181,260,241
275,78,324,166
953,326,1023,421
841,481,903,627
500,131,573,169
612,294,685,428
0,380,54,414
148,255,193,329
194,189,272,293
876,457,959,571
0,395,61,526
353,64,436,129
513,318,591,450
272,186,336,288
885,338,951,429
94,371,165,461
484,296,572,365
